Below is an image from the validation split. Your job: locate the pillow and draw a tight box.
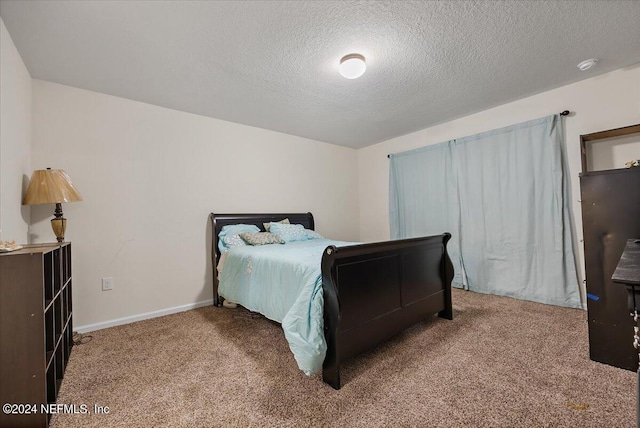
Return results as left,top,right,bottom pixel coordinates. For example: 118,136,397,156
305,229,324,240
218,224,260,253
269,223,308,243
222,234,247,250
264,218,290,232
239,232,285,246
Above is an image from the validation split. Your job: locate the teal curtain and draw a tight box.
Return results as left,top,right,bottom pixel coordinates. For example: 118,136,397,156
389,141,465,287
389,115,581,308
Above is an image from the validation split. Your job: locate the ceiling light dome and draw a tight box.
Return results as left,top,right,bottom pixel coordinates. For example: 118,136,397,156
339,54,366,79
577,58,598,71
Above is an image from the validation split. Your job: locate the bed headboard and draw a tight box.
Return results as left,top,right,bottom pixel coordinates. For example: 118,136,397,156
209,212,315,264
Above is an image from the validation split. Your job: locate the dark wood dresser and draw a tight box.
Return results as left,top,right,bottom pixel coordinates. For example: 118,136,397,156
580,168,640,370
579,124,640,371
0,243,73,427
612,239,640,428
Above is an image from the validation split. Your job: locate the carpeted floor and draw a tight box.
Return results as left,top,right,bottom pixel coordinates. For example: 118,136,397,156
51,289,635,427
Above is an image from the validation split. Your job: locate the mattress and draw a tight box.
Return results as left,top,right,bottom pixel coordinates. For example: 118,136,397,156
218,239,355,375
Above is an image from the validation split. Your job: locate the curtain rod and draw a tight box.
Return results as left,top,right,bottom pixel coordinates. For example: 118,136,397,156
387,110,572,158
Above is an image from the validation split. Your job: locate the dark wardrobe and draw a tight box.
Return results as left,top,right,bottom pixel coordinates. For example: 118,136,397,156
580,124,640,371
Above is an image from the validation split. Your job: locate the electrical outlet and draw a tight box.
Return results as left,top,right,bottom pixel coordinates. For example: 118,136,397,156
102,277,113,291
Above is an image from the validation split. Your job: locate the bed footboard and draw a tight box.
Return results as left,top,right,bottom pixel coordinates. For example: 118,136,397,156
321,233,454,389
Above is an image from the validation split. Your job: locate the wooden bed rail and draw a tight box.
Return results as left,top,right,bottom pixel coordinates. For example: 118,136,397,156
321,233,454,389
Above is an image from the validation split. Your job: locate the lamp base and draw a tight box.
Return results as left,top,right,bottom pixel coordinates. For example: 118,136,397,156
52,203,66,243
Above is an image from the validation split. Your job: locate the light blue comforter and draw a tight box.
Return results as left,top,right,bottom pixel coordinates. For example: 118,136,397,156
218,239,354,375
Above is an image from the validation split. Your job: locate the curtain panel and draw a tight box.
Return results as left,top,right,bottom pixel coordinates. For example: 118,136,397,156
389,115,581,308
389,141,466,287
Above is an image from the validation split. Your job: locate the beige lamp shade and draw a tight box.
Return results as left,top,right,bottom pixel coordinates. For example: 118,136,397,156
23,169,83,205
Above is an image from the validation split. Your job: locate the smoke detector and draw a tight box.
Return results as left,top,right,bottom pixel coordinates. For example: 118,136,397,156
577,58,598,71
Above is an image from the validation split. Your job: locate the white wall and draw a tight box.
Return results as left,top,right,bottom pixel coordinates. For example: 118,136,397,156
0,18,31,243
31,80,359,330
588,133,640,171
357,64,640,301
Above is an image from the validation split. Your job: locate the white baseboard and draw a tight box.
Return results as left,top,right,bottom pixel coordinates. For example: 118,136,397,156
74,299,214,333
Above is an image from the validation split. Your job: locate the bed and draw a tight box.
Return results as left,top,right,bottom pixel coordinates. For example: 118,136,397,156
210,212,454,389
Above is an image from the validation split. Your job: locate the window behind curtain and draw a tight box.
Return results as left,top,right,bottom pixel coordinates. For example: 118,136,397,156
390,115,581,308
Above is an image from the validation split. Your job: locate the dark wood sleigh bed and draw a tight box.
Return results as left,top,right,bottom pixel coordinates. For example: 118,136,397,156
210,212,454,389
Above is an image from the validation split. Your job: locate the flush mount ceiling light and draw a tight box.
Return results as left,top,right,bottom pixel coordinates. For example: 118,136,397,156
339,54,366,79
577,58,598,71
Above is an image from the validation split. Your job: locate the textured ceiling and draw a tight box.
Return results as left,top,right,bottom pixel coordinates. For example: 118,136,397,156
1,1,639,149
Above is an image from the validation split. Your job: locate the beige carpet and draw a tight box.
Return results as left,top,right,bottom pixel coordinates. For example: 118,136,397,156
52,289,635,427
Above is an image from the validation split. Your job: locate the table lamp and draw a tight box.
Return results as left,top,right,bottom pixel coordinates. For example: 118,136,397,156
23,168,83,242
